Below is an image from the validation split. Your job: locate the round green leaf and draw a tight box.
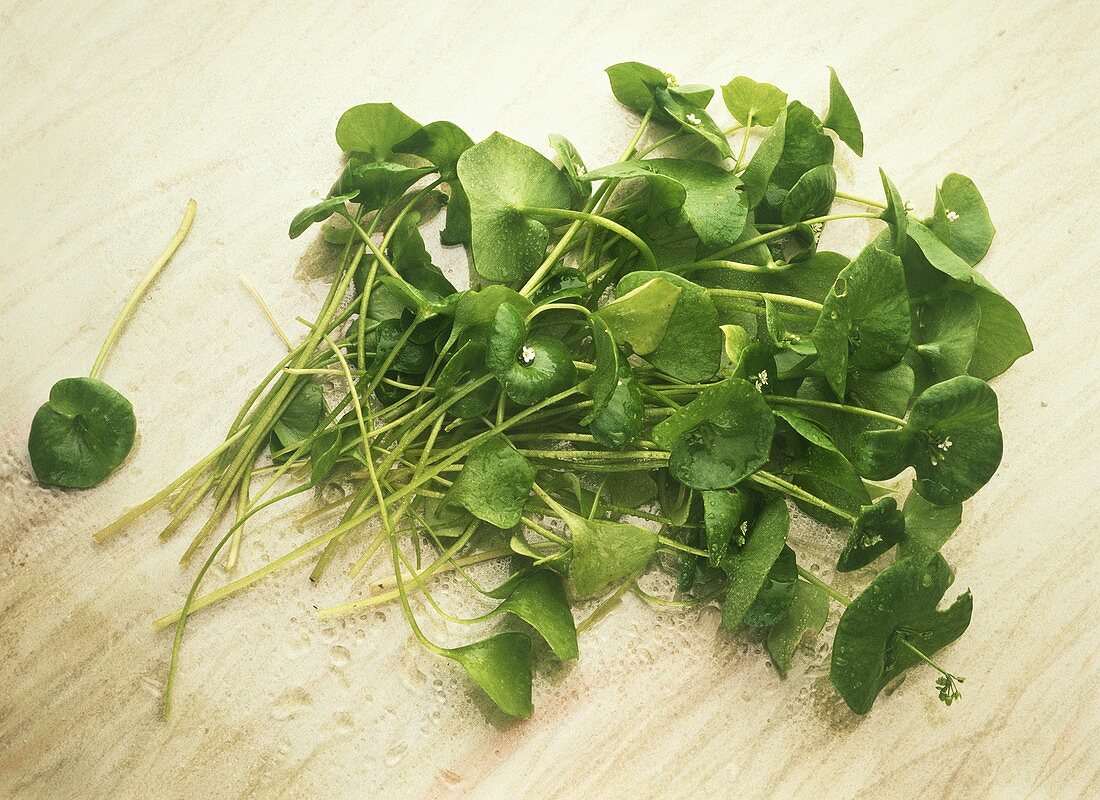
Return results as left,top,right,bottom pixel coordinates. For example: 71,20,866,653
721,76,787,126
28,377,136,488
335,102,421,159
270,380,326,460
927,173,994,266
652,377,775,490
564,507,658,596
486,303,576,406
898,491,962,559
605,61,668,113
858,375,1002,505
441,436,535,529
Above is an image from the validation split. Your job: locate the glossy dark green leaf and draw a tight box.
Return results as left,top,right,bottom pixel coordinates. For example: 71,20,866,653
758,102,834,222
564,507,658,596
309,428,342,484
740,106,787,209
744,545,798,627
445,633,533,718
787,446,871,527
289,193,357,240
858,376,1002,505
837,497,905,572
781,163,836,224
582,314,621,416
487,303,576,406
335,102,421,159
435,340,496,419
767,580,829,677
596,276,682,356
458,132,574,283
830,554,972,714
878,169,908,256
28,377,136,489
928,174,994,266
652,377,775,490
605,61,669,113
721,497,789,629
898,491,962,559
653,87,733,159
616,271,722,381
811,245,910,398
822,67,864,156
492,570,578,660
702,489,748,566
914,291,980,381
441,436,535,529
957,278,1032,379
773,407,839,452
452,285,535,345
330,159,434,211
721,76,787,126
372,318,435,375
270,381,326,459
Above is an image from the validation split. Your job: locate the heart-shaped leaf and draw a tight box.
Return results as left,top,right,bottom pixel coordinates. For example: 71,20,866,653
822,67,864,156
914,291,980,381
767,580,829,677
595,277,682,356
837,497,905,572
858,375,1002,505
720,497,790,629
616,271,722,382
781,163,836,224
927,174,994,266
811,244,910,398
721,76,787,126
335,102,422,159
289,193,357,239
442,436,535,529
652,377,775,490
830,554,972,714
564,507,658,596
445,632,533,718
605,61,669,113
458,132,574,283
898,490,963,559
491,570,578,660
28,377,136,488
486,303,577,405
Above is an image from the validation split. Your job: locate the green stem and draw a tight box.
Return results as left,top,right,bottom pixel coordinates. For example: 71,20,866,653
750,470,857,523
708,288,823,313
90,199,197,380
796,566,851,605
765,395,906,427
705,212,882,261
732,112,753,171
683,259,789,275
518,206,657,271
834,191,887,210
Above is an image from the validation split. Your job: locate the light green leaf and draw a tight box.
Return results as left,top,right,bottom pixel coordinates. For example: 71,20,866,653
596,277,682,356
758,102,834,222
767,580,829,677
445,633,533,718
335,102,422,159
605,61,668,113
564,508,658,596
289,193,357,239
654,87,733,159
492,570,578,660
721,76,787,126
928,174,994,266
740,106,787,209
878,169,909,256
822,67,864,156
442,436,535,528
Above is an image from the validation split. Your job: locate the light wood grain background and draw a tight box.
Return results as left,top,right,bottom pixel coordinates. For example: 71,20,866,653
1,1,1098,798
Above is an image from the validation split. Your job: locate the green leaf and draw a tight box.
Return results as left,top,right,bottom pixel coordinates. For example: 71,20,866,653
914,291,980,381
605,472,657,508
907,218,974,282
595,277,682,356
548,134,591,205
616,271,722,381
531,268,588,306
653,87,733,158
309,428,342,484
492,570,578,660
605,61,668,113
781,163,836,224
721,497,790,629
371,318,435,375
787,446,871,527
858,375,1002,505
773,407,839,452
445,633,533,718
830,554,972,714
744,545,798,627
330,160,434,211
458,132,574,283
452,285,535,345
957,279,1032,379
582,315,622,417
758,102,834,222
721,76,787,126
441,436,535,529
581,317,644,448
289,193,356,239
585,159,746,249
702,489,749,566
878,169,908,255
928,174,994,266
435,340,496,419
28,377,136,489
270,381,326,459
899,491,962,558
822,67,864,156
486,303,577,405
837,497,905,572
652,377,775,490
564,508,658,596
740,106,787,209
335,102,422,159
767,580,829,677
812,245,910,398
394,120,473,179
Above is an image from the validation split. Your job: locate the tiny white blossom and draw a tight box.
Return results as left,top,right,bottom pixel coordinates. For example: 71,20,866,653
937,437,954,452
946,210,960,221
686,112,701,125
751,369,769,391
520,345,536,365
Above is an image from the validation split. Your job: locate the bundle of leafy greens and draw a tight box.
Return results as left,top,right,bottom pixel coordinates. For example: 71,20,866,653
86,63,1029,719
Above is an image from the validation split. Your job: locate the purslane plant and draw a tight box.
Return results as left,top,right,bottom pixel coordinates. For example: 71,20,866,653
85,64,1030,719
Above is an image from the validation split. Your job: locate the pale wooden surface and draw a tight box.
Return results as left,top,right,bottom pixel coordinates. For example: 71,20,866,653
2,1,1098,798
